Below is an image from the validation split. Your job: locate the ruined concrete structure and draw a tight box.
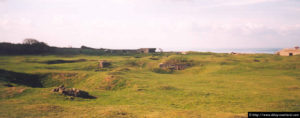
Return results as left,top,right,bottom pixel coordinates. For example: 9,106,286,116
52,85,92,98
159,63,190,70
137,48,156,53
98,60,111,69
277,46,300,56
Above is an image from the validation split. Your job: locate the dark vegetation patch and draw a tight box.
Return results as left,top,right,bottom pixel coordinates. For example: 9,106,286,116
253,59,260,62
158,85,179,90
42,66,62,70
3,83,13,87
152,68,174,74
44,59,86,64
0,69,43,87
149,57,160,60
99,76,127,90
101,109,136,118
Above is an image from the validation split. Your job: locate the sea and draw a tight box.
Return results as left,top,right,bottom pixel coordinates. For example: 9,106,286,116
164,48,281,54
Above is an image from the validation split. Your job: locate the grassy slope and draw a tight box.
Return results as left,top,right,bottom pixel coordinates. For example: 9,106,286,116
0,53,300,118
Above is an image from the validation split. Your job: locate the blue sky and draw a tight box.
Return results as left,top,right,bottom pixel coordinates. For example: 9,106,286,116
0,0,300,49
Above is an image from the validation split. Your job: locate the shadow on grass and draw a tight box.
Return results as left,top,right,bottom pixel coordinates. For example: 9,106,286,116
0,69,43,87
43,59,86,64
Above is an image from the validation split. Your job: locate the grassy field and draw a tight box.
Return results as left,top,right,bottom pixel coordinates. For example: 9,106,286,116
0,53,300,118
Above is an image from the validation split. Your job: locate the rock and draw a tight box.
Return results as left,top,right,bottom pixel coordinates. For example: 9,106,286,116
52,85,95,99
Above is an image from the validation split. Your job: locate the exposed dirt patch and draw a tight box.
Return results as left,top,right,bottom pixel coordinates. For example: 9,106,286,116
23,104,64,113
0,87,26,98
286,86,300,90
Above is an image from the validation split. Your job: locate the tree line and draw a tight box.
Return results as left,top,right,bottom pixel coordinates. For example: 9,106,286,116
0,39,53,55
0,39,110,55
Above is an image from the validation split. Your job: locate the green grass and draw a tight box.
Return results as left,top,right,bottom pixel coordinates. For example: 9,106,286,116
0,53,300,118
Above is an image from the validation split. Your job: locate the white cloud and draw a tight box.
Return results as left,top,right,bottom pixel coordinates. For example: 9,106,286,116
0,0,299,49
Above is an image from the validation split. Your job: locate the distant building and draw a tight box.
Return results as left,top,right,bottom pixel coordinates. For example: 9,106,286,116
137,48,156,53
277,46,300,56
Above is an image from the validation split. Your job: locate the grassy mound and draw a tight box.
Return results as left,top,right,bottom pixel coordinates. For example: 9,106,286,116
0,54,300,117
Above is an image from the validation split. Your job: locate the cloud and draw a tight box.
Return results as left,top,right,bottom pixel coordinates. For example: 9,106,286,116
0,0,299,49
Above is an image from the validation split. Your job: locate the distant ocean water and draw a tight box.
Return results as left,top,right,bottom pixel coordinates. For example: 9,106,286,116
164,48,281,54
